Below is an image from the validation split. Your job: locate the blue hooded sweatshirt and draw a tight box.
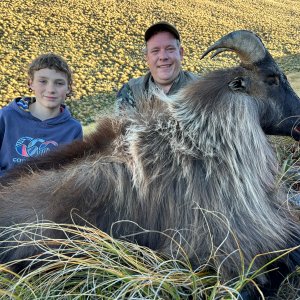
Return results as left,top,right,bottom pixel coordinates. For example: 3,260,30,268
0,97,83,175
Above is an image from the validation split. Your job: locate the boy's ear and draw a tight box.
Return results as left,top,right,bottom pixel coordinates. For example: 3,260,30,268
28,79,33,91
66,85,72,97
28,79,33,88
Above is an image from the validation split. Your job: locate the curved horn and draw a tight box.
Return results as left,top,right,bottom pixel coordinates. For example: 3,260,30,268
201,30,266,65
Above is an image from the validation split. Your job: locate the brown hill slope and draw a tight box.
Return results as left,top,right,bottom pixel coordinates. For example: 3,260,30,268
0,0,299,109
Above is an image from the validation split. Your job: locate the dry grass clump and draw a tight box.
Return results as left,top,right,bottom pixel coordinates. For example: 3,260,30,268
0,218,299,299
272,136,300,207
0,223,216,299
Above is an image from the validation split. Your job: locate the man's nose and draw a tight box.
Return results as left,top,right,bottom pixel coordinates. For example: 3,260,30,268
158,50,168,60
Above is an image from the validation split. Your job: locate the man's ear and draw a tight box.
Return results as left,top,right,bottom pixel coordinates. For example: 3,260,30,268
144,51,149,65
180,46,184,60
228,77,248,92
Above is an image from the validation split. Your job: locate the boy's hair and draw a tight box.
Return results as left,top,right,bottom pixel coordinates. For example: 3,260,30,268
28,53,73,96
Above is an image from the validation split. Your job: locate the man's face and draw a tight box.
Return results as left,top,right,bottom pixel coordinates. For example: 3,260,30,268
146,31,183,87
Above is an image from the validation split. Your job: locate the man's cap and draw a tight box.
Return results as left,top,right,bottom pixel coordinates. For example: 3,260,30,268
144,21,180,42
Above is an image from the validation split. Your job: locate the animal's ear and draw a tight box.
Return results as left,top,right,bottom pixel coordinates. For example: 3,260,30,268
228,77,248,92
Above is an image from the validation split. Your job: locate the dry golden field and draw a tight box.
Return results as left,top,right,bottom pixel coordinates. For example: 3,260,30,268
0,0,299,113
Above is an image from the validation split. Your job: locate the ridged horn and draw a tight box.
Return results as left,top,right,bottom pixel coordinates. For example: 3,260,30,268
201,30,266,65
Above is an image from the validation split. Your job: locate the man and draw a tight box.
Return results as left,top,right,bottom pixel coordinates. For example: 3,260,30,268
116,21,199,114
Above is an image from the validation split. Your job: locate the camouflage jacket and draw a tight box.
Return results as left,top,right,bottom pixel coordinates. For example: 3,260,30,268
115,70,199,115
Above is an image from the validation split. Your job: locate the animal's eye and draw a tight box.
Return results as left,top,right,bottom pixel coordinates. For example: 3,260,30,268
265,75,279,86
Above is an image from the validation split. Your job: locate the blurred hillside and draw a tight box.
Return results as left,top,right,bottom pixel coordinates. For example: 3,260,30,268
0,0,299,124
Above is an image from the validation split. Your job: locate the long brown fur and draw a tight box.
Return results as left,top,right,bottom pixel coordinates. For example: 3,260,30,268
1,50,300,297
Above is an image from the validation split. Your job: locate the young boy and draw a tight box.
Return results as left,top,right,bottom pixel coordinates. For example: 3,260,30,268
0,53,83,175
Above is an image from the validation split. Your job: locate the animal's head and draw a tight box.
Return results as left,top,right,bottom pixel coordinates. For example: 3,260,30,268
201,30,300,141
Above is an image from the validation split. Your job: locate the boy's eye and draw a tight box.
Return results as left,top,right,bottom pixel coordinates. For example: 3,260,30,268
39,80,46,83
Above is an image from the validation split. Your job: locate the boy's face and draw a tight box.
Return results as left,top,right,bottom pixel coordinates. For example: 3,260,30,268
29,68,70,111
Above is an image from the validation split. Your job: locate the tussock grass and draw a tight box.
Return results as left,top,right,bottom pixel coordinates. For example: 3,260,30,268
0,216,299,299
271,136,300,206
0,223,216,299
